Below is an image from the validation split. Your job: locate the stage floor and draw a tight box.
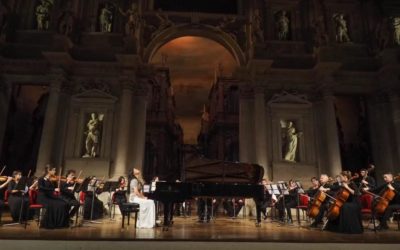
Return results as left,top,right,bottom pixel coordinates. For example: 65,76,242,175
1,213,400,243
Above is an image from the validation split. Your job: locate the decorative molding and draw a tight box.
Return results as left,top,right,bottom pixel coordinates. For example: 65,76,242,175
268,91,312,107
75,79,112,94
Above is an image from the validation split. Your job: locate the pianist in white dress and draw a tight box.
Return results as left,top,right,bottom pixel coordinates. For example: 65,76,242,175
128,168,156,228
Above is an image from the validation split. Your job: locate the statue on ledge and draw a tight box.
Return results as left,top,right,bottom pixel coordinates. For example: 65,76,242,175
99,4,113,33
276,11,290,40
118,2,140,37
393,17,400,46
82,113,103,158
251,9,264,44
281,121,302,162
35,0,52,31
333,13,351,43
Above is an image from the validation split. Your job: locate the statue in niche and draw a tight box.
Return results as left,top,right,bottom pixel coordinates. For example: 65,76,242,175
276,11,290,40
281,120,302,162
310,16,329,48
251,9,264,44
333,13,351,43
82,113,104,158
118,2,140,37
393,17,400,45
99,4,113,32
58,2,75,36
35,0,52,31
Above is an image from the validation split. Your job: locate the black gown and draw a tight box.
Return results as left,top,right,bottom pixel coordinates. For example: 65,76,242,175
325,183,363,234
113,187,127,214
7,180,30,222
60,182,80,218
37,177,69,229
83,187,104,220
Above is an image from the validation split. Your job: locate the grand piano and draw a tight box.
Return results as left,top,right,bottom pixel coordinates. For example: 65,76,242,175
152,160,265,229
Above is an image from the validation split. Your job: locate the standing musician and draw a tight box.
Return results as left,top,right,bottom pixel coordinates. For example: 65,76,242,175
276,179,298,223
7,170,30,222
0,176,13,224
310,174,333,228
37,165,70,228
365,173,400,230
60,170,80,221
354,166,376,190
325,171,363,234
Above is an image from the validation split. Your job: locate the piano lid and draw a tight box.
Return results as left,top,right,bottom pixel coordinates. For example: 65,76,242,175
184,158,264,184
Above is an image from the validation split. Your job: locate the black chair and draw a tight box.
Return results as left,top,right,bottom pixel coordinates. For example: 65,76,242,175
120,202,140,228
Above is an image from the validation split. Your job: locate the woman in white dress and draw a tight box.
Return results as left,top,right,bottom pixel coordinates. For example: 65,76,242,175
128,168,155,228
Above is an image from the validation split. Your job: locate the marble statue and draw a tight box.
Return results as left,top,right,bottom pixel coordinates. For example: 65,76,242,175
252,9,264,44
83,113,103,158
276,11,290,40
333,13,351,43
118,3,140,37
99,4,113,32
393,17,400,45
282,121,302,162
155,8,173,32
35,0,51,31
58,8,74,36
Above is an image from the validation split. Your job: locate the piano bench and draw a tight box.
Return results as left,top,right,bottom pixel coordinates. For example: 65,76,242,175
120,202,140,229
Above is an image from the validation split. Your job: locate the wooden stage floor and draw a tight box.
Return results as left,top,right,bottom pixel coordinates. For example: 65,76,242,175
1,214,400,244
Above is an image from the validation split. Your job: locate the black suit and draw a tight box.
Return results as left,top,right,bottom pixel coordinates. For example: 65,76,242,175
370,181,400,227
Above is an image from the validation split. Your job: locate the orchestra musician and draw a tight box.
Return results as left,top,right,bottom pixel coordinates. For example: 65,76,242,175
325,171,363,234
37,166,70,228
276,179,298,223
83,176,104,220
128,168,155,228
223,197,244,218
0,176,13,224
365,173,400,230
354,167,376,190
257,178,275,221
113,176,128,214
310,174,333,228
60,170,80,221
7,170,30,222
305,177,320,198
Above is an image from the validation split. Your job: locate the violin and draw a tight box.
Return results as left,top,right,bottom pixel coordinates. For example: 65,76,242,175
0,176,10,182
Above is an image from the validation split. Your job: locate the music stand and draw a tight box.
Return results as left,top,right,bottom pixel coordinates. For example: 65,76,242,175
102,181,119,220
79,178,102,226
277,182,292,224
4,177,29,227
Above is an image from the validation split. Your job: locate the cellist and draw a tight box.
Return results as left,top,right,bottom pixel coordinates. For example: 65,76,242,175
364,173,400,230
310,174,333,228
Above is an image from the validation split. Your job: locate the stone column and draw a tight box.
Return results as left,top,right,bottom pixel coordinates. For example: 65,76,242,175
239,85,255,163
0,79,11,155
322,90,342,176
254,87,269,178
129,83,148,174
112,81,133,178
36,73,64,169
388,92,400,166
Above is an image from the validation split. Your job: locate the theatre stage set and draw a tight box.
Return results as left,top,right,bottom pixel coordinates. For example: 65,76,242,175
1,0,400,249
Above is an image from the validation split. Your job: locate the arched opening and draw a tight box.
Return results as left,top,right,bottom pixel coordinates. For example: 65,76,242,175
150,36,237,144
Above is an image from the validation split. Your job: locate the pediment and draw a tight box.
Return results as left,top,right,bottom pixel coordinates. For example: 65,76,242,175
268,91,311,107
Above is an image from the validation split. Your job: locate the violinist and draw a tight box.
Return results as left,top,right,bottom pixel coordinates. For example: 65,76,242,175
325,171,363,234
83,176,104,220
365,173,400,230
276,179,298,223
37,165,69,228
7,171,30,222
113,176,128,214
310,174,333,228
354,167,376,190
60,170,80,221
0,176,13,224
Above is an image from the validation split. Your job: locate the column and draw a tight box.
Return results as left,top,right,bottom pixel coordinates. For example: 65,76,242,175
388,92,400,166
0,79,11,155
129,83,148,174
36,75,63,169
239,85,255,163
112,81,133,178
254,87,269,178
322,90,342,176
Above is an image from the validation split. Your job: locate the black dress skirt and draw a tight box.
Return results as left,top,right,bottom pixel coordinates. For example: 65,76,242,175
7,181,30,222
37,177,69,229
83,190,104,220
325,189,363,234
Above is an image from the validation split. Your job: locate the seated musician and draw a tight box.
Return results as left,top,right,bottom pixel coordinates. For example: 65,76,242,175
310,174,333,228
355,167,376,190
7,171,30,222
83,176,104,220
223,197,244,218
258,179,276,221
365,173,400,230
128,168,155,228
113,176,128,214
325,171,363,234
60,170,80,221
276,179,298,223
0,176,13,224
37,165,70,228
197,197,217,222
305,177,320,198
